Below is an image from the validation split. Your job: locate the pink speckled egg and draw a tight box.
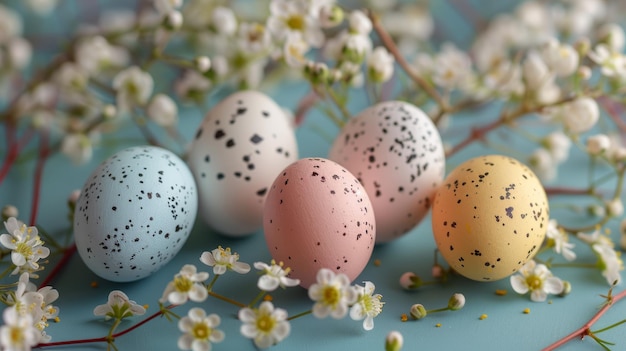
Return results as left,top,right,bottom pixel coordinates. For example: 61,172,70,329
263,158,376,288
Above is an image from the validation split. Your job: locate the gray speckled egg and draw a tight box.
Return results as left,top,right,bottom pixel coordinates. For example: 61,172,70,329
187,90,298,237
74,146,197,282
432,155,549,281
329,101,445,243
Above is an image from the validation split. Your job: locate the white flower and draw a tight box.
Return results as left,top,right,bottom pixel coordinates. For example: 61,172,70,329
154,0,182,15
112,66,154,111
342,33,372,64
605,198,624,218
308,268,358,319
74,36,129,74
254,260,300,291
592,243,623,285
54,62,88,91
542,131,571,163
0,4,22,43
200,246,250,275
367,46,394,83
160,264,209,304
586,134,611,155
577,228,614,248
0,307,41,351
178,308,224,351
283,33,309,68
432,43,473,90
545,219,576,261
528,148,556,181
147,94,178,127
238,22,272,54
239,301,290,349
61,133,95,165
267,0,324,47
25,0,58,16
348,10,372,35
175,70,211,102
588,44,626,78
212,7,237,35
94,290,146,321
522,51,551,91
597,23,626,53
510,260,564,302
7,37,32,70
540,39,579,77
0,218,50,277
349,281,384,331
561,97,599,134
165,10,183,30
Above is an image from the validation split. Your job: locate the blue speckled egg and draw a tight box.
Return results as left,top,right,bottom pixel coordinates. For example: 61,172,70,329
74,146,198,282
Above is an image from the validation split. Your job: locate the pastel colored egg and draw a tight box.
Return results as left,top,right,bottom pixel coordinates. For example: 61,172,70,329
187,90,298,237
74,146,197,282
263,158,376,288
432,155,549,281
329,101,445,243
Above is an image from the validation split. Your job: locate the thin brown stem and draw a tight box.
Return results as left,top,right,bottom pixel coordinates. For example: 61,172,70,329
38,244,77,289
542,289,626,350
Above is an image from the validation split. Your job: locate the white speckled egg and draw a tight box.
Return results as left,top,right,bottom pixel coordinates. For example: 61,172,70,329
432,155,549,281
263,158,376,288
187,90,298,237
74,146,197,282
329,101,445,243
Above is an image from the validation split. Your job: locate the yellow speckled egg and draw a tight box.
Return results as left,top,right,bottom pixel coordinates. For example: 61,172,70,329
432,155,549,281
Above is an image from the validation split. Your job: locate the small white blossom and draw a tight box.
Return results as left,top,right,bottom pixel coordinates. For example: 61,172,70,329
238,22,272,54
1,205,18,220
112,66,154,111
175,70,211,102
239,301,290,349
528,148,556,181
308,268,358,319
541,39,579,77
348,10,372,35
592,243,623,285
178,308,224,351
200,246,250,275
0,218,50,277
367,46,394,83
0,307,41,351
577,228,614,248
542,131,571,163
267,0,324,48
254,260,300,291
54,62,88,91
93,290,146,321
561,97,599,134
605,198,624,218
195,56,211,73
74,36,129,74
212,7,237,35
0,4,22,44
160,264,209,305
587,134,611,155
147,94,178,127
283,33,309,68
341,33,372,64
545,219,576,261
165,10,183,30
349,281,384,331
432,43,473,90
7,37,32,70
588,44,626,78
60,133,95,165
510,260,564,302
318,3,343,28
448,293,465,310
597,23,625,52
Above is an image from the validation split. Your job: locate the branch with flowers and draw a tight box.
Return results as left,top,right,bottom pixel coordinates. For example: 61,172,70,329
0,0,625,350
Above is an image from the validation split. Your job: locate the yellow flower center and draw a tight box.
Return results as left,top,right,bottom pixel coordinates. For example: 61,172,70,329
10,326,24,344
526,275,543,291
256,314,275,333
322,286,340,307
15,241,33,259
174,276,192,292
286,15,304,31
192,322,211,340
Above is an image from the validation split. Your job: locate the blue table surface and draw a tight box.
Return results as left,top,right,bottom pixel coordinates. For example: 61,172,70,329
1,79,625,351
1,1,626,350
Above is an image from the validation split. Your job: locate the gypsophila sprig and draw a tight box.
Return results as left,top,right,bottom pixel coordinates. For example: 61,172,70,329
200,246,251,276
239,301,290,349
160,264,209,305
308,268,357,319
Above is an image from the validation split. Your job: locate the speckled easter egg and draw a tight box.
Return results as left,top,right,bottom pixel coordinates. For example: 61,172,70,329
432,155,549,281
74,146,197,282
263,158,376,288
329,101,445,243
187,90,298,237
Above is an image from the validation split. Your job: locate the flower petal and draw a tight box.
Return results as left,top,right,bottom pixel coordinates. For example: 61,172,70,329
544,277,564,295
510,275,529,294
258,275,280,291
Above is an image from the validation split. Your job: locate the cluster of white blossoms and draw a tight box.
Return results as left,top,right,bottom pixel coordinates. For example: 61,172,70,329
151,249,385,350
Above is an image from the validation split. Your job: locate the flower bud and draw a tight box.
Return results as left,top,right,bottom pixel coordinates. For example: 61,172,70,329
399,272,421,290
385,331,403,351
586,134,611,155
303,61,329,86
447,293,466,311
319,4,344,28
103,104,117,119
164,10,183,30
558,281,572,297
605,198,624,218
409,304,427,320
1,205,18,221
432,264,443,279
195,56,211,73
